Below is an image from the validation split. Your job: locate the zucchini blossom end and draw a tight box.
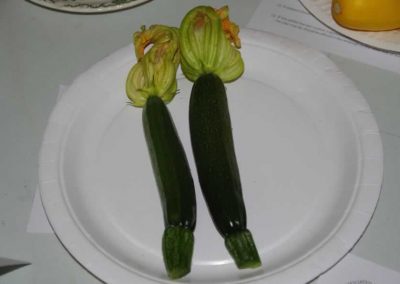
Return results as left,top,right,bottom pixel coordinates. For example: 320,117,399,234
179,6,244,82
126,25,180,107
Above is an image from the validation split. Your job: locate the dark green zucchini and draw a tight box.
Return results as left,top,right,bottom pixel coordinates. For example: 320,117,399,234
189,73,261,269
142,95,196,279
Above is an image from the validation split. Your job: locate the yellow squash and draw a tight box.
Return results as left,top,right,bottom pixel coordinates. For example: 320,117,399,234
332,0,400,31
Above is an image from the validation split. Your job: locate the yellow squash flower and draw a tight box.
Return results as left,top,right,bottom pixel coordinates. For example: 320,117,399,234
126,25,180,107
179,6,244,83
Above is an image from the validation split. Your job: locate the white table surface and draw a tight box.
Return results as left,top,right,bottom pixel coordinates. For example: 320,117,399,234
0,0,399,283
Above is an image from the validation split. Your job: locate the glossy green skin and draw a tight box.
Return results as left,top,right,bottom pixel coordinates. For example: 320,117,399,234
143,96,196,231
189,73,246,237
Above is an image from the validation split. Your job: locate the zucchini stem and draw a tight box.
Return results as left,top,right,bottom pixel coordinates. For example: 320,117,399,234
225,229,261,269
162,226,194,279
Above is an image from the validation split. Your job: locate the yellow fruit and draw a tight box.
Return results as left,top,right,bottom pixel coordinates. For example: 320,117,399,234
332,0,400,31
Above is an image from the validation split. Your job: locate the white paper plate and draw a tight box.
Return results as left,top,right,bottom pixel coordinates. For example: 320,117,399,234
39,29,383,284
29,0,151,13
299,0,400,53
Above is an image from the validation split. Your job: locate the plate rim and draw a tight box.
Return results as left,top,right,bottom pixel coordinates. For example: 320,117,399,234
299,0,400,53
28,0,152,14
39,28,383,284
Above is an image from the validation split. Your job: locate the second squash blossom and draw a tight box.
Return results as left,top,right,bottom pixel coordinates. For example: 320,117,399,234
179,6,244,82
126,25,180,107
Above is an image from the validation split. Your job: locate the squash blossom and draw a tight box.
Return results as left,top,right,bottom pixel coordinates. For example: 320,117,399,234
126,25,180,107
179,6,244,83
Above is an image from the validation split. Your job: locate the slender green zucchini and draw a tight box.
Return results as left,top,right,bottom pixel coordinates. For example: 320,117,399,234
189,73,261,269
126,25,196,279
179,5,261,269
143,95,196,279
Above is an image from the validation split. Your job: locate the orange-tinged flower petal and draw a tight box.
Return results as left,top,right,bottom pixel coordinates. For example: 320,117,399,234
215,6,241,48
